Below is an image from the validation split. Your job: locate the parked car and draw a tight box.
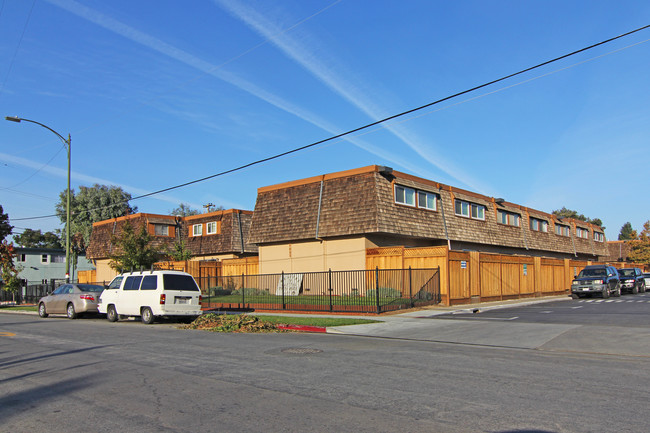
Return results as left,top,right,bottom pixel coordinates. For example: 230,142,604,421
38,284,105,319
644,273,650,291
98,270,202,324
571,265,621,299
617,268,645,294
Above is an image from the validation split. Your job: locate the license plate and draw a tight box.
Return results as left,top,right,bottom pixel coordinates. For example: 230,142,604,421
176,298,189,304
582,288,590,291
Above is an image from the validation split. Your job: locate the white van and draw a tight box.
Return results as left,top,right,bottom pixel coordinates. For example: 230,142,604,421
98,270,202,324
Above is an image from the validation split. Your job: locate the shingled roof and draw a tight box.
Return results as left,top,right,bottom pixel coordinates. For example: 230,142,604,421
86,210,256,260
248,165,609,258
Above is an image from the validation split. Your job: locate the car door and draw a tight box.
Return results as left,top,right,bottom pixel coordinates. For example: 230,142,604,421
50,284,70,313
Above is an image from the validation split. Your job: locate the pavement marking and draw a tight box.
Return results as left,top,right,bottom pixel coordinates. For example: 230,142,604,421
540,311,553,314
477,316,519,321
0,331,16,337
571,306,583,309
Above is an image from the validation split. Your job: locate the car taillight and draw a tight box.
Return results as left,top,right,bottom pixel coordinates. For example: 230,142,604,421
199,295,202,306
160,294,166,305
80,294,95,301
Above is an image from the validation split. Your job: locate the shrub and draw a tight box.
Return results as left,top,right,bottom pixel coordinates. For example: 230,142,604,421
365,287,402,298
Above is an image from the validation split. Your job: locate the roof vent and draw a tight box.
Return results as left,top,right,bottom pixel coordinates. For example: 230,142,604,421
378,166,393,176
495,198,505,205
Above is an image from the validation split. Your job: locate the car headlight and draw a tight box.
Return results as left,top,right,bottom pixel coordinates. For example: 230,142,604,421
572,281,579,285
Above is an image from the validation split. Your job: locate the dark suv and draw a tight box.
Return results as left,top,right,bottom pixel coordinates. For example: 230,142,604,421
571,265,621,299
617,268,645,294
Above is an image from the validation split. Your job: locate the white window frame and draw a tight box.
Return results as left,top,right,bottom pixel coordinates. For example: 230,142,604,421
417,191,437,211
192,223,203,237
394,185,416,207
52,255,65,263
41,254,49,264
455,199,485,221
594,232,604,242
16,253,26,262
530,218,548,233
206,221,217,235
555,224,570,237
576,227,589,239
498,210,520,227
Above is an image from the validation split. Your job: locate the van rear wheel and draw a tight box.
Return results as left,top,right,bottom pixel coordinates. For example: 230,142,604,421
107,305,118,322
141,307,155,325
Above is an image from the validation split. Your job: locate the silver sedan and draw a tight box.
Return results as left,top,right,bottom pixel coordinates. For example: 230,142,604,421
38,284,105,319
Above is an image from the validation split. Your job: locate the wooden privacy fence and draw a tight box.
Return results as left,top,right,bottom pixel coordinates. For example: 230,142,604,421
366,246,623,306
153,257,259,291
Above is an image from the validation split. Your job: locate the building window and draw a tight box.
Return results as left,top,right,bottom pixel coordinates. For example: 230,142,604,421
206,221,219,235
154,224,169,236
530,217,548,232
193,224,203,236
16,253,26,262
497,210,520,227
41,254,49,264
555,224,570,237
52,255,65,263
455,199,485,220
395,185,416,207
594,232,604,242
417,191,437,211
576,227,589,239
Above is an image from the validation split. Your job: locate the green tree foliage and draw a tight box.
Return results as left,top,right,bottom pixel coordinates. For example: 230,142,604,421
0,205,12,241
618,222,638,241
169,203,200,216
108,221,161,272
13,228,62,249
628,221,650,265
0,205,20,297
169,239,193,261
55,184,137,253
552,207,604,228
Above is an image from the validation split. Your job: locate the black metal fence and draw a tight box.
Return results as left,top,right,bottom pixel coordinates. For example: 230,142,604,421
0,279,69,305
197,267,440,314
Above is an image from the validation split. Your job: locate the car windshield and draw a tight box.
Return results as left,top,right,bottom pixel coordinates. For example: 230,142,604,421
163,274,200,291
77,284,104,292
618,269,634,277
578,269,606,278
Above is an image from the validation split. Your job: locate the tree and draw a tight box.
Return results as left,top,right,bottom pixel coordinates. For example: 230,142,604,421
56,184,137,253
13,229,62,249
628,220,650,265
0,206,20,300
169,239,192,261
108,221,161,271
0,205,12,241
170,203,200,217
618,222,638,241
552,207,604,228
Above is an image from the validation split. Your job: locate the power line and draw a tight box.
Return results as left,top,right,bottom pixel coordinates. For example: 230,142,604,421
10,23,650,222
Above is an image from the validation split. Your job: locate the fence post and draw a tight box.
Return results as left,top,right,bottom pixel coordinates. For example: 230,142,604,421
328,268,333,312
409,266,414,308
375,267,381,314
281,271,286,310
241,273,245,306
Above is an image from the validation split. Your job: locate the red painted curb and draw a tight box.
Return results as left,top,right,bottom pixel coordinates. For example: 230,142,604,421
278,324,327,333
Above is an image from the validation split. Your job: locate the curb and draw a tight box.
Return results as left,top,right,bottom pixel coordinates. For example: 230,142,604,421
277,324,327,333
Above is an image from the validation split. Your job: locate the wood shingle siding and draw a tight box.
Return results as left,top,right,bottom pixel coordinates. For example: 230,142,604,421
249,165,610,260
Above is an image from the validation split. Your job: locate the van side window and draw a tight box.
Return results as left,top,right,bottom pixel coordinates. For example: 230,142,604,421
141,275,158,291
108,277,123,290
123,276,143,290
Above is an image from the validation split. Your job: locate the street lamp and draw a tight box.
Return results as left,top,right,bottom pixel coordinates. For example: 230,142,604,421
5,116,72,283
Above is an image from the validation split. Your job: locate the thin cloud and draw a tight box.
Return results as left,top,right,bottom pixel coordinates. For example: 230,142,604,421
44,0,442,183
215,0,491,193
0,152,200,208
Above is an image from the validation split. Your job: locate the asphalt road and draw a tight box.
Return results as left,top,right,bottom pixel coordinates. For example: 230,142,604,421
1,299,649,433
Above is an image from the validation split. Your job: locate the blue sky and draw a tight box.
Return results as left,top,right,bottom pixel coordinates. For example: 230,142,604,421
1,0,649,242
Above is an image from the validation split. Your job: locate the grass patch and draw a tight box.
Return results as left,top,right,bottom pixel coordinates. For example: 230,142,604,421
0,305,37,312
252,315,380,327
182,313,380,333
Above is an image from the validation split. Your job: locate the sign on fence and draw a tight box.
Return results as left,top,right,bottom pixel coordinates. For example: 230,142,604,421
276,273,303,296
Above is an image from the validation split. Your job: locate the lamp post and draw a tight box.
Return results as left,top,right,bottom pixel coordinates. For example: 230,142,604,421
5,116,72,282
